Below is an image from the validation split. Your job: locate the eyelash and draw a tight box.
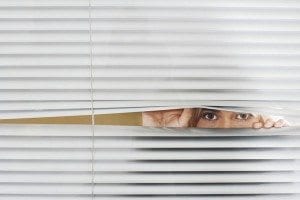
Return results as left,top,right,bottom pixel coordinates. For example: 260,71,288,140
236,113,253,120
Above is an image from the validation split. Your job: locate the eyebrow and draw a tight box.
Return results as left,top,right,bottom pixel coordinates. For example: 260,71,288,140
201,108,220,113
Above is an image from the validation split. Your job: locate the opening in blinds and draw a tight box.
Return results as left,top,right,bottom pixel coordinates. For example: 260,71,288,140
0,0,300,199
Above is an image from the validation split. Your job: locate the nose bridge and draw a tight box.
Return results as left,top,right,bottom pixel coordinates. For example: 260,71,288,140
220,113,232,128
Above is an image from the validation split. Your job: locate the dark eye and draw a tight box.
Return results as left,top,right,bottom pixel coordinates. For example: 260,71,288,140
202,112,218,121
236,113,252,120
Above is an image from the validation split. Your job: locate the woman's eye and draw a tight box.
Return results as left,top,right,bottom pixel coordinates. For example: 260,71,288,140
203,113,218,121
236,113,252,120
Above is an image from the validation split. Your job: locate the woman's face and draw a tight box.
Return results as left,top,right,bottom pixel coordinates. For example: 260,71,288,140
196,109,260,128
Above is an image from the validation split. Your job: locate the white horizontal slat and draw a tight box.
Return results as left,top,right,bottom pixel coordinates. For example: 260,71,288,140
0,149,299,160
95,160,300,172
84,172,300,183
2,67,300,78
0,196,91,200
85,149,300,160
91,20,300,32
0,160,90,171
93,0,300,9
0,0,87,7
1,125,299,137
0,172,91,183
1,78,299,90
0,67,90,78
95,184,299,195
0,91,91,101
2,44,300,55
0,78,300,90
0,160,299,172
0,78,91,89
0,20,88,31
2,91,300,102
92,45,300,55
1,171,299,184
1,183,299,195
91,91,300,101
2,31,300,44
91,8,300,20
0,184,90,195
0,101,92,111
0,149,92,160
92,31,300,44
4,7,300,20
0,109,94,119
82,196,300,200
0,55,89,65
1,56,299,67
0,135,300,148
0,31,88,42
0,44,89,54
0,196,299,200
0,195,299,200
93,55,300,67
0,8,88,19
0,124,92,136
94,184,300,195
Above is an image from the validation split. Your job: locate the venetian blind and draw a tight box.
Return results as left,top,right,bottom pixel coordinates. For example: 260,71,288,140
0,0,300,200
0,0,300,120
0,124,300,200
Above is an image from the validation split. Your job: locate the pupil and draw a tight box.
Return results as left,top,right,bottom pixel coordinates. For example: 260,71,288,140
241,114,247,119
206,113,214,119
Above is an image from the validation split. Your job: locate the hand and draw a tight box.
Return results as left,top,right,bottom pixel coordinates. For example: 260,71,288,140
142,108,194,127
253,115,290,129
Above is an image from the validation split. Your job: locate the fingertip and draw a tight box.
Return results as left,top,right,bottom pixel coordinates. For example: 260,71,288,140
284,120,291,127
253,122,262,129
264,119,274,128
274,119,284,128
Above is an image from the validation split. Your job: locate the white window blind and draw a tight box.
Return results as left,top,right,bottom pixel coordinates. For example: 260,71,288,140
0,0,300,199
0,124,300,200
0,0,300,120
